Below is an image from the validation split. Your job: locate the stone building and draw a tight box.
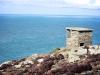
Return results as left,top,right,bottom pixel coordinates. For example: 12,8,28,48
66,27,93,48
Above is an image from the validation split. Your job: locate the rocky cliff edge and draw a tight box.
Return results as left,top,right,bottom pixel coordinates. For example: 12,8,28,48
0,45,100,75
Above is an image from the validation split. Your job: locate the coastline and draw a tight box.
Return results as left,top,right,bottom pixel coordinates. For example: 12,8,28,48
0,45,100,75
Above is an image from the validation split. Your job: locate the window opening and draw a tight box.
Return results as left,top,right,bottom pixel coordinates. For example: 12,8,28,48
80,43,84,46
67,29,72,38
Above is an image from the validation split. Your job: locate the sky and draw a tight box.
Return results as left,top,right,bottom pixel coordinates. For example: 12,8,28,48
0,0,100,15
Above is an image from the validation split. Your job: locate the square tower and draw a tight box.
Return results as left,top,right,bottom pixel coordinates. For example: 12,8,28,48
66,27,93,48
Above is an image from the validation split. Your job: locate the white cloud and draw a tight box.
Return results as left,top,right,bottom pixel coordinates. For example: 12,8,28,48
64,0,100,9
0,0,43,5
93,0,100,6
65,0,90,5
0,0,100,9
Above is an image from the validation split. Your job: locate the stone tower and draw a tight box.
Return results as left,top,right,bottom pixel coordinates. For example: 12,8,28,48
66,27,93,48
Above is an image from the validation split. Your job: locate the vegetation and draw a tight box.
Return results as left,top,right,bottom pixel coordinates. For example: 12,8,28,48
49,48,60,54
0,46,100,75
62,48,71,52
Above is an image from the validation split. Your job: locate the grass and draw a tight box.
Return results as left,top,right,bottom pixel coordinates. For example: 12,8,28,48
62,48,71,52
50,47,71,54
50,48,60,54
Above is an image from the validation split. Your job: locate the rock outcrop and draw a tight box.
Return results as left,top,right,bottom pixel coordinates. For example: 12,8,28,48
0,45,100,75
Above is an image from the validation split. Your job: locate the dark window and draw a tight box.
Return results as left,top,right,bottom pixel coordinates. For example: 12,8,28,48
80,43,84,46
79,31,83,33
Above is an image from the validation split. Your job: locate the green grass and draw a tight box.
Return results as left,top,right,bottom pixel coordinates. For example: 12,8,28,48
62,48,71,52
50,48,71,54
50,48,60,54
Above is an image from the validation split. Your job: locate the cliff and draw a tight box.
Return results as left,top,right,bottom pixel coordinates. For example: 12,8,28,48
0,45,100,75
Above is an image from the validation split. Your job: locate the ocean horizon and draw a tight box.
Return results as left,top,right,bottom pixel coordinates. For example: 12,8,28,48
0,14,100,64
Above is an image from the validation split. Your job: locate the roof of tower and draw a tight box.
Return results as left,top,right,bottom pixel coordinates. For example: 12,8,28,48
66,27,93,31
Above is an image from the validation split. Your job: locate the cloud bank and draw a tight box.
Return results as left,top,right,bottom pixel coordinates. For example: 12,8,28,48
0,0,100,10
65,0,100,9
0,0,100,9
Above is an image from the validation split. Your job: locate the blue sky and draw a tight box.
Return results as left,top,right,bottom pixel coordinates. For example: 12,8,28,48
0,0,100,15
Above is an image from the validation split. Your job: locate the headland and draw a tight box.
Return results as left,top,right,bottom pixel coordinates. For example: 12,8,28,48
0,45,100,75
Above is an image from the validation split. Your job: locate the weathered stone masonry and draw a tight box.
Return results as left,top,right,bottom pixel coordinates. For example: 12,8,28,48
66,27,93,48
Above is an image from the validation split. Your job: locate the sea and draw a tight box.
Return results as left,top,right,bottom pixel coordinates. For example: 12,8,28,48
0,14,100,64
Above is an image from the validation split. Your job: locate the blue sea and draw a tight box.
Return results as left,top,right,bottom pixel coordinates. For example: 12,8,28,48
0,14,100,64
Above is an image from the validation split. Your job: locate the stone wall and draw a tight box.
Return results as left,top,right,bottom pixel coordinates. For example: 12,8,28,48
78,31,92,46
66,30,92,49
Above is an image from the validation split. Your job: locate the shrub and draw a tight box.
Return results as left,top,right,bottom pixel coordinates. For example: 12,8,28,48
0,64,12,70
